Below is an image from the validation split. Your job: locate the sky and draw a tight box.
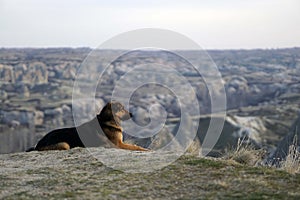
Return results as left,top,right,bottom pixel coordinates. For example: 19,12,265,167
0,0,300,49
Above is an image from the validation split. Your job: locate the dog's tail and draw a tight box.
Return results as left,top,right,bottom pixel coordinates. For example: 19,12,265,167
26,147,36,152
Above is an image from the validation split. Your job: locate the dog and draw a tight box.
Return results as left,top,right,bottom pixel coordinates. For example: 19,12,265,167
26,101,149,151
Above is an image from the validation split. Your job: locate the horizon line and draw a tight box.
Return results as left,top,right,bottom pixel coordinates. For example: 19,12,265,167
1,46,300,51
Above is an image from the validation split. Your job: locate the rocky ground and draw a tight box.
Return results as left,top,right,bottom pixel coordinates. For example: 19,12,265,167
0,148,299,199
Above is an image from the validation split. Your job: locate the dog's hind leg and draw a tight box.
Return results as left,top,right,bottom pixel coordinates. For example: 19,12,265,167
38,142,71,151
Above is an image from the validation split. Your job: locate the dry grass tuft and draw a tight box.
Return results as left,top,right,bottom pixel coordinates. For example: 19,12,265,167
279,135,300,174
224,137,265,166
185,138,202,156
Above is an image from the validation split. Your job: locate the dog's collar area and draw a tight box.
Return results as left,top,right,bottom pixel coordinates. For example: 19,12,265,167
100,121,123,132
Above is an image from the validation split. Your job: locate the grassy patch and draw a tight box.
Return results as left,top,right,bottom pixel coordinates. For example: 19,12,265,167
183,157,227,169
223,191,288,200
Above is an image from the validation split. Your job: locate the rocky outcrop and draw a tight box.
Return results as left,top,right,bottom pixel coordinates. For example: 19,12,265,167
268,111,300,165
0,64,14,83
17,83,30,98
0,62,48,84
0,110,35,127
224,75,289,109
51,62,78,79
124,114,265,157
197,115,265,157
0,90,8,99
0,110,45,128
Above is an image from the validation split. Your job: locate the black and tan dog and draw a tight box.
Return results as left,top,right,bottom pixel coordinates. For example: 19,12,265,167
27,102,148,151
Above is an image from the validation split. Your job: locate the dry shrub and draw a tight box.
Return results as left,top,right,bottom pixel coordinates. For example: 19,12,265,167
224,137,265,166
279,135,300,174
186,138,202,156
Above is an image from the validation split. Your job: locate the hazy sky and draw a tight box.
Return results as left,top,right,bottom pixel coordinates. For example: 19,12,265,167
1,0,300,49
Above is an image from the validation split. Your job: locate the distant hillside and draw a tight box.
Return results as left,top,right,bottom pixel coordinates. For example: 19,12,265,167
1,47,300,160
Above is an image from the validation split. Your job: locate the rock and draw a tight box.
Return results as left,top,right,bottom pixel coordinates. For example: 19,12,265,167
227,76,249,92
62,104,71,113
29,62,48,84
171,114,197,152
15,62,48,84
225,76,250,109
53,62,78,79
229,115,264,146
126,113,265,157
0,110,35,127
0,90,8,100
0,62,48,84
268,111,300,166
62,63,77,79
44,107,63,116
8,120,20,128
14,64,27,82
114,63,128,76
123,125,182,152
197,115,264,157
124,114,197,153
17,83,30,98
34,111,44,125
132,106,150,126
44,107,64,126
0,64,14,83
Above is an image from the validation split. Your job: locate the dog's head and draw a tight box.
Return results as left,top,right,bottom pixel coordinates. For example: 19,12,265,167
98,101,132,123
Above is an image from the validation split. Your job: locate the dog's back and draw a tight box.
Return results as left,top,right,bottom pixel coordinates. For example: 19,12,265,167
34,127,84,151
28,117,115,151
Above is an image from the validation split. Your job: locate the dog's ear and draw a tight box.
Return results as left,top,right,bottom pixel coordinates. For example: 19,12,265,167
98,102,110,114
106,102,114,112
98,102,114,121
110,101,123,112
